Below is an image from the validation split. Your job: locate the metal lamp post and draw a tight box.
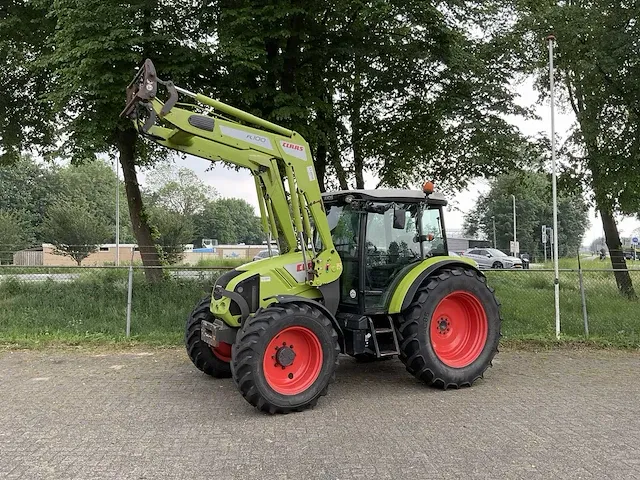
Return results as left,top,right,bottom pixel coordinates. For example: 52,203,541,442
548,35,561,338
511,194,517,255
114,158,120,266
492,216,497,248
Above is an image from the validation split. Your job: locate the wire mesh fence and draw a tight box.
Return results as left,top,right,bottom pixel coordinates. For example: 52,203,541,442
1,264,639,346
485,268,640,344
0,265,232,345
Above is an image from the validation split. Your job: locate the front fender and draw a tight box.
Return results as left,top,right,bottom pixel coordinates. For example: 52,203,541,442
387,257,481,314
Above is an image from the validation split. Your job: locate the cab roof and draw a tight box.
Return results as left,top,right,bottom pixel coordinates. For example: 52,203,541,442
321,189,447,206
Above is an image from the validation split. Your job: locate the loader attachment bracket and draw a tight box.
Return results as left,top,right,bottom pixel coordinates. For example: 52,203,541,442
120,59,179,133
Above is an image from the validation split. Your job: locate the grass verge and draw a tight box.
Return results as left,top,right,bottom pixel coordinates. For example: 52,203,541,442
1,268,639,351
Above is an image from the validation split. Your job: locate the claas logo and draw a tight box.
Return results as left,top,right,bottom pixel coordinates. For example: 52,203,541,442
282,142,304,151
296,262,313,272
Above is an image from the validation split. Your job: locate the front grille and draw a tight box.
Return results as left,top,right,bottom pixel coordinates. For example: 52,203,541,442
229,274,260,315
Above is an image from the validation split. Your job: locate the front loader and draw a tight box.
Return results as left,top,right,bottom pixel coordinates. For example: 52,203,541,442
121,60,502,414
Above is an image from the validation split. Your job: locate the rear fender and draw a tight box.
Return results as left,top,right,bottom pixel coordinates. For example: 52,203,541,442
388,257,482,314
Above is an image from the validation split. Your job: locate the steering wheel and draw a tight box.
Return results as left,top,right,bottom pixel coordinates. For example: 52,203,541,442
365,241,377,255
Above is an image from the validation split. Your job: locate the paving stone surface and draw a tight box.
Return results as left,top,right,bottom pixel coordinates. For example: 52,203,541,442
1,348,639,479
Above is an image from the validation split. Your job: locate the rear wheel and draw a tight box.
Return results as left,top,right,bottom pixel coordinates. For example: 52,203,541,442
185,296,232,378
232,303,339,414
395,268,501,388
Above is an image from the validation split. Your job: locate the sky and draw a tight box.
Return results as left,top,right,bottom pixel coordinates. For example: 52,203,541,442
136,77,640,246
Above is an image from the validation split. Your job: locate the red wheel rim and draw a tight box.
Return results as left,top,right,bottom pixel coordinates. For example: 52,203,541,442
262,326,323,395
430,291,488,368
211,342,232,362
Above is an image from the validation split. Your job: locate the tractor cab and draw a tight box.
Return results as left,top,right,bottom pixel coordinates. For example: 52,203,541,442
321,188,449,315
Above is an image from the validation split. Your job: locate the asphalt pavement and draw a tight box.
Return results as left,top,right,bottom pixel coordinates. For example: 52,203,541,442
1,348,639,479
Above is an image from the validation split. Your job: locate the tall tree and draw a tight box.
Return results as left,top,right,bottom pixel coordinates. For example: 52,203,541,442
148,207,195,265
212,0,531,192
511,0,639,297
57,160,135,243
0,0,215,281
0,0,55,164
0,210,33,264
463,172,589,259
0,156,62,242
144,162,217,216
589,236,607,255
194,198,264,246
42,201,110,265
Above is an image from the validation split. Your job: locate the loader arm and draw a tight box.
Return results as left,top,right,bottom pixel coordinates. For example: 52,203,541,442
120,59,340,288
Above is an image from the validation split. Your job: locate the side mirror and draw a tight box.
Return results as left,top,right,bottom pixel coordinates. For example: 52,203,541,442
486,253,492,258
393,209,406,229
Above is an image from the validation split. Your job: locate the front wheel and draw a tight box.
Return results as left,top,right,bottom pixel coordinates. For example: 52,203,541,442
395,267,501,389
185,296,232,378
232,303,340,414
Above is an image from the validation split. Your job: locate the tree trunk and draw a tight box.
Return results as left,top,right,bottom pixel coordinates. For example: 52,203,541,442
600,207,636,298
116,127,163,283
350,71,364,189
331,154,349,190
315,143,327,192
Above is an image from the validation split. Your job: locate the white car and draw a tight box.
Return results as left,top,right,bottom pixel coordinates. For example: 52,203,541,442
462,248,523,269
448,250,479,268
253,249,279,261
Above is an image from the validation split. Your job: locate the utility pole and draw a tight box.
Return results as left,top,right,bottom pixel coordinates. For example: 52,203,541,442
492,216,497,248
511,194,517,255
548,35,561,338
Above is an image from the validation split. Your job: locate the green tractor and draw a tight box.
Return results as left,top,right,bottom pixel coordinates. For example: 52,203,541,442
122,60,502,414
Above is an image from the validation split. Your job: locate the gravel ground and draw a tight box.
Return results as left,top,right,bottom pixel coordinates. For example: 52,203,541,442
1,347,639,479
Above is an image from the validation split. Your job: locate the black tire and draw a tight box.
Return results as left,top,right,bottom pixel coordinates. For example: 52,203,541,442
395,267,501,389
185,296,232,378
232,303,340,414
492,261,503,269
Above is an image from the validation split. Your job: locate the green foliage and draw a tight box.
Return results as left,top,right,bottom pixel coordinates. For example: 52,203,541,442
0,210,33,264
0,156,133,245
194,198,264,245
42,201,110,265
57,160,134,243
510,0,639,293
1,0,218,278
0,0,55,163
145,162,217,216
0,269,221,346
41,0,208,164
149,207,195,265
213,0,531,191
194,258,247,268
2,269,640,348
0,156,62,240
463,172,589,258
512,0,640,214
589,237,607,255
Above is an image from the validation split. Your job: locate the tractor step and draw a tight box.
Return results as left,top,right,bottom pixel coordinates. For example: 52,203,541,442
368,316,400,358
375,328,394,334
378,349,399,357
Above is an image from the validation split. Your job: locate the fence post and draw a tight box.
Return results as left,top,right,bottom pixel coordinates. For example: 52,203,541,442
577,252,589,337
126,248,134,337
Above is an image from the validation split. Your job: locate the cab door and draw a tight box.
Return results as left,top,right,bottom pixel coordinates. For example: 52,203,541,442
363,204,422,312
324,204,363,310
